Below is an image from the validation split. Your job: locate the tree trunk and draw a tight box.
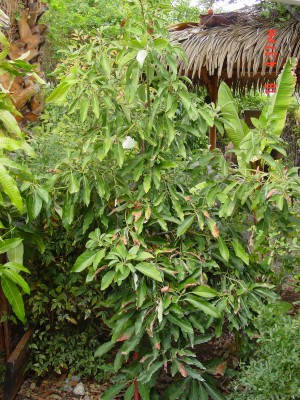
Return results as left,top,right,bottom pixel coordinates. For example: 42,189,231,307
1,0,48,126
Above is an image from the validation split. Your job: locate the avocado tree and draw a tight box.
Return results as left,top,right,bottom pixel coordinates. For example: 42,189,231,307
43,0,300,398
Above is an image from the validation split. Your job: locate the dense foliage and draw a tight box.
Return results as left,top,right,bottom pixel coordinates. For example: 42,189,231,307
230,302,300,399
1,0,299,398
21,0,299,398
0,31,43,323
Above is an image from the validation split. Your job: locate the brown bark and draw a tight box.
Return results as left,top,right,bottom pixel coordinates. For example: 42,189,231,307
3,1,48,125
12,84,40,110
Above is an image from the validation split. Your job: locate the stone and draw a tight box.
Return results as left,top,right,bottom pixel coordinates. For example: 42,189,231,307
73,382,85,396
62,384,72,393
71,375,81,382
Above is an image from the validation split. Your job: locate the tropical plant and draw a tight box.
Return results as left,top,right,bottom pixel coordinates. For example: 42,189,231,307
218,58,297,168
36,0,300,397
0,32,40,323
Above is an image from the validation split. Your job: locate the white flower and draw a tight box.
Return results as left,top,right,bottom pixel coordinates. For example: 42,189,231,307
122,136,136,150
136,50,148,67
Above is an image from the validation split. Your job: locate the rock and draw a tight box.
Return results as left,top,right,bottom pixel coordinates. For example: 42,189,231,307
71,375,81,382
62,384,72,393
73,382,85,396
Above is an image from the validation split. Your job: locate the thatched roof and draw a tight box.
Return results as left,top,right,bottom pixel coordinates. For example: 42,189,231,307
169,7,300,92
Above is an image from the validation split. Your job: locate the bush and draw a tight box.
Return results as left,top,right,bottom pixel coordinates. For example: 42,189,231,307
230,303,300,400
29,328,107,380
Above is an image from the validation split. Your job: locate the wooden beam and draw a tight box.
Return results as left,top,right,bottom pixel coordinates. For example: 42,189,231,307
3,327,34,400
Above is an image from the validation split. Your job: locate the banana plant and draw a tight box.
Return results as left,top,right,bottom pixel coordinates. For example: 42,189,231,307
218,58,297,166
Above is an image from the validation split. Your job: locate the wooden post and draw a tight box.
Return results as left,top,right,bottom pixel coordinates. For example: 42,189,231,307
3,327,34,400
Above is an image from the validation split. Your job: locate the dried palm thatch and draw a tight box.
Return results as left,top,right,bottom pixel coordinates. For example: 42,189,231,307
169,7,300,93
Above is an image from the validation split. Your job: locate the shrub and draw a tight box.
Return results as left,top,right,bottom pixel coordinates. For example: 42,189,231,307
230,303,300,400
26,0,300,397
29,328,107,380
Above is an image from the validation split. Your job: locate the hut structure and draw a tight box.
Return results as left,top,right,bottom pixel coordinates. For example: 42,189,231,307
169,6,300,149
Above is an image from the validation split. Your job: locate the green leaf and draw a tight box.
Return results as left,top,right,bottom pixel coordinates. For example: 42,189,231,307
168,313,194,334
28,233,45,253
135,262,162,282
100,382,127,400
203,382,225,400
217,236,229,262
198,384,209,400
82,177,91,206
0,165,23,212
232,239,249,265
1,276,25,323
72,251,96,273
0,32,10,60
68,173,80,194
138,381,150,400
92,92,100,119
0,110,22,136
46,81,77,104
138,361,164,384
101,270,115,290
153,38,168,51
185,295,221,318
189,380,200,400
0,238,23,254
266,58,297,137
7,242,24,264
80,96,89,123
124,383,134,400
137,278,147,307
143,174,151,193
32,192,42,219
95,341,115,358
191,285,219,299
218,82,249,148
35,187,50,203
136,251,154,261
0,137,21,151
177,215,195,236
101,53,111,77
184,365,204,381
3,269,30,294
3,262,29,274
